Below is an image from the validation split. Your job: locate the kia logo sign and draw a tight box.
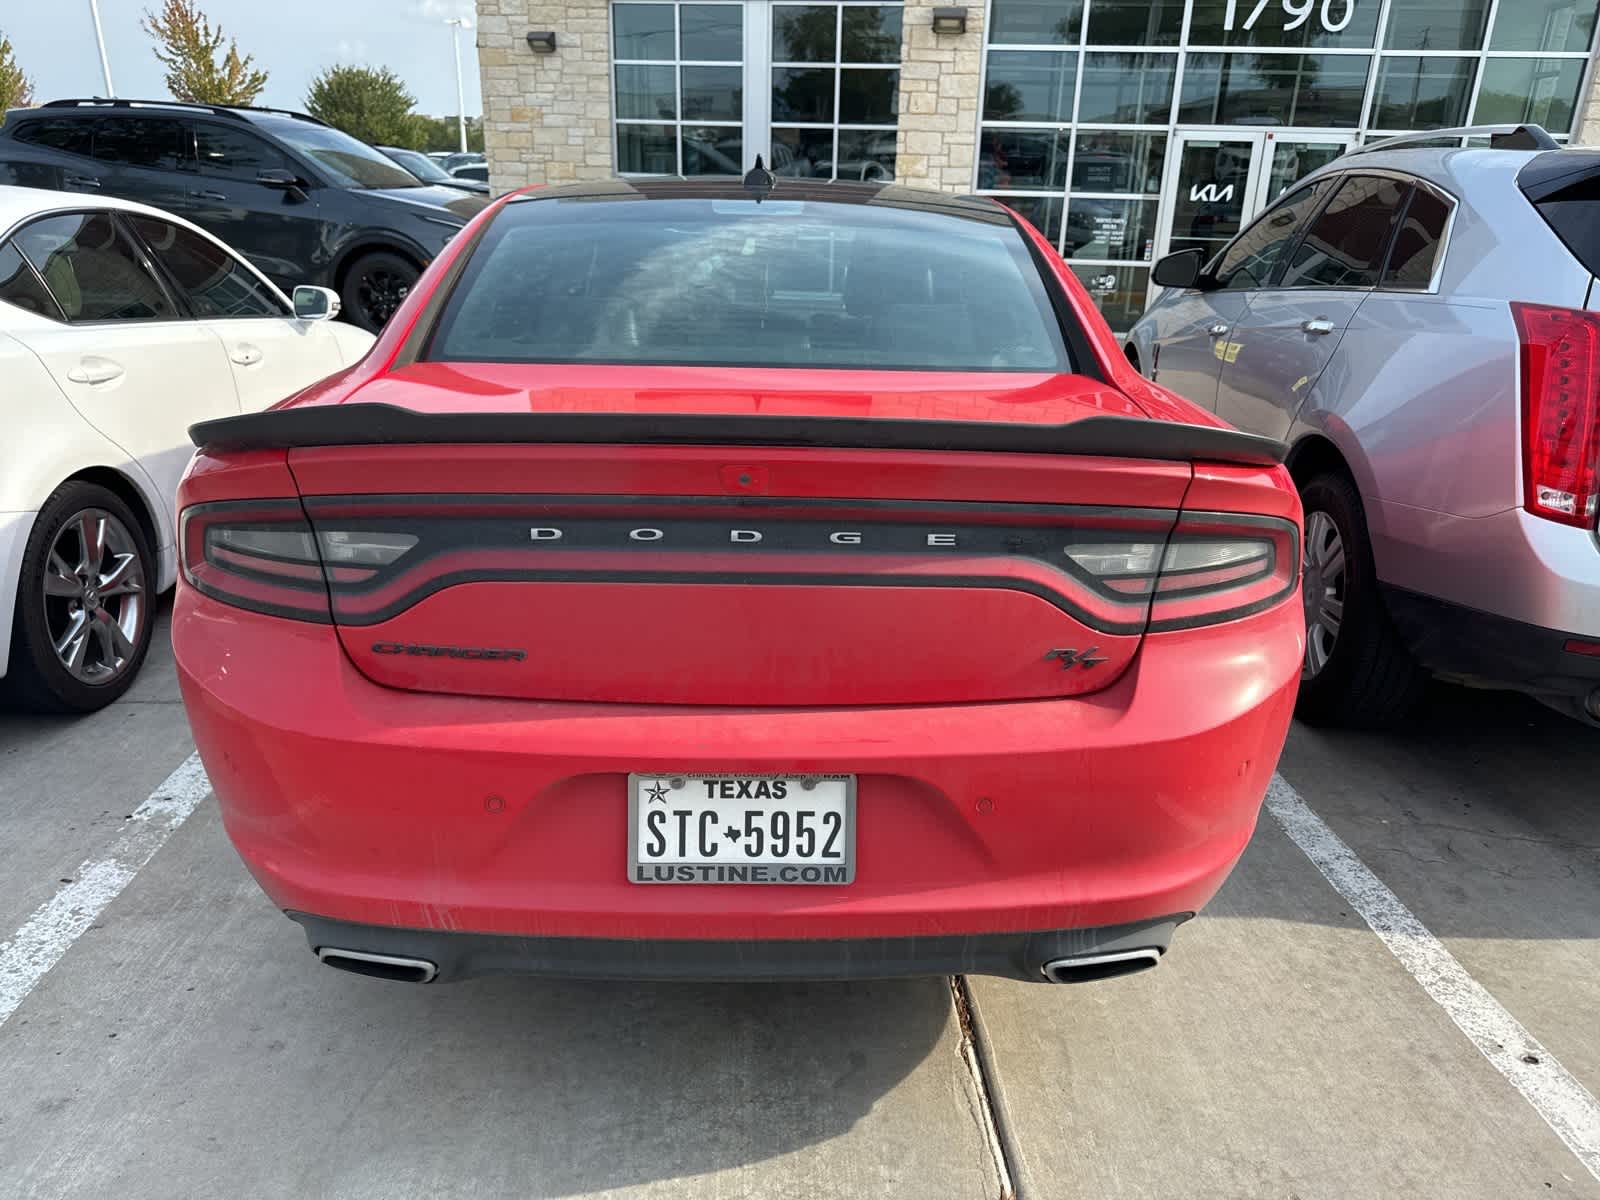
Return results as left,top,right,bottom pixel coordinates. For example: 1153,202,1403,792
1190,183,1235,203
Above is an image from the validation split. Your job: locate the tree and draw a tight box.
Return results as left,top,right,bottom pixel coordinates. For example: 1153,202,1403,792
409,113,484,153
305,65,419,147
142,0,268,106
0,32,33,111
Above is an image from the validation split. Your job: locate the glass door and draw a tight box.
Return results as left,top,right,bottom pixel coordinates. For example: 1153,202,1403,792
1156,131,1266,264
1250,133,1355,211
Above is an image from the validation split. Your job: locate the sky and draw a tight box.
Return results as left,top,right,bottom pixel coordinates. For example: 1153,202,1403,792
3,0,484,117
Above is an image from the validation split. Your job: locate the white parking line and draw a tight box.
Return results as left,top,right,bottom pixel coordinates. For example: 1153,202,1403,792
0,752,210,1029
1267,774,1600,1184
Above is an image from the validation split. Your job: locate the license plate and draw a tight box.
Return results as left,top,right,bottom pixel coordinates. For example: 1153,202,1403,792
628,773,855,885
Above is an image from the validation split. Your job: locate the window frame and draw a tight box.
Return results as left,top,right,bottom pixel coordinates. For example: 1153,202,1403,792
7,208,190,327
122,212,292,321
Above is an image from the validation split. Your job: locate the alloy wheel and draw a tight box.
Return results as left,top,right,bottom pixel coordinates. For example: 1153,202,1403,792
356,268,411,328
42,509,146,685
1301,509,1346,680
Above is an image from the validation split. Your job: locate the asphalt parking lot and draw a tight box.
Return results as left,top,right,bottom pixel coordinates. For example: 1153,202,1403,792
2,600,1598,1199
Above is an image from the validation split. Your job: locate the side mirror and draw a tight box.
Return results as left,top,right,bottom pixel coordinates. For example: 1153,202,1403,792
258,168,308,200
1151,248,1207,290
292,285,340,322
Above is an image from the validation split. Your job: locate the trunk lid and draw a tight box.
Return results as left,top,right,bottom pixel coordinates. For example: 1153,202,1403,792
202,366,1287,707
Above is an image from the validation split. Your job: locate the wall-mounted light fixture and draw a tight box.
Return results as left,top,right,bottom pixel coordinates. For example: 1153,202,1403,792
930,7,968,34
526,30,557,53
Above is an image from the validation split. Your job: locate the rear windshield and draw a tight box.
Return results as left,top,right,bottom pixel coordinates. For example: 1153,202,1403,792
425,197,1073,372
1527,172,1600,279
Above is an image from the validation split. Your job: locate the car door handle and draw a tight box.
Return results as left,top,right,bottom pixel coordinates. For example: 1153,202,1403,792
64,174,101,190
229,343,263,367
1209,322,1230,337
1302,318,1336,335
65,357,124,385
189,189,228,202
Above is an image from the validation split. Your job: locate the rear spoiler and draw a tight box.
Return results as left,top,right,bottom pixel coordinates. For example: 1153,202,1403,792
189,403,1288,467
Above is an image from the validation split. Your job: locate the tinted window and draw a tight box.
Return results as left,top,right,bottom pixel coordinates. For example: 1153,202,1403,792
1214,180,1331,291
248,118,420,189
1526,171,1600,279
453,164,489,182
195,124,288,180
13,213,177,323
11,118,95,157
1382,189,1452,289
427,197,1073,372
1277,176,1408,290
0,243,62,319
91,118,190,170
129,216,285,318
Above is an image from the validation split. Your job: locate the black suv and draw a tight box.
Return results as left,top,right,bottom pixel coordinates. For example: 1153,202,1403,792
0,99,490,330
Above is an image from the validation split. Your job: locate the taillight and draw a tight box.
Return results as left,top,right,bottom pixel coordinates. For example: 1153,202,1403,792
1065,512,1298,630
180,502,423,622
1513,302,1600,528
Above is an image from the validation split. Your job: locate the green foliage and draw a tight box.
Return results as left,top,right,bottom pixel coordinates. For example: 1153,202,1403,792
407,114,485,153
304,64,421,146
141,0,268,106
0,32,35,111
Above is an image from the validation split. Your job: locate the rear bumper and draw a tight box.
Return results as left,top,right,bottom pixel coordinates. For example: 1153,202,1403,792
174,586,1301,955
293,912,1188,984
1384,585,1600,710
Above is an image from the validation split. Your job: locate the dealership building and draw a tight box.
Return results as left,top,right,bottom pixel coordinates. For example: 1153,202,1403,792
475,0,1600,332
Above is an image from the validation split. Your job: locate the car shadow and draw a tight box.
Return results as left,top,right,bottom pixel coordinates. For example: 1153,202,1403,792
1245,680,1600,940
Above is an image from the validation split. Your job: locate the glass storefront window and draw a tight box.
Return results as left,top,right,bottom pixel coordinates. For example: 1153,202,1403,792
773,5,836,60
1371,56,1475,127
614,3,676,58
988,0,1085,44
1071,264,1152,332
615,1,744,175
1177,53,1370,126
1383,0,1490,50
1474,57,1586,129
1085,0,1185,46
983,51,1077,122
680,4,742,58
1061,197,1158,260
1186,0,1380,49
771,2,903,182
1490,0,1596,52
1072,131,1166,193
1002,195,1065,242
977,127,1071,189
1078,53,1178,123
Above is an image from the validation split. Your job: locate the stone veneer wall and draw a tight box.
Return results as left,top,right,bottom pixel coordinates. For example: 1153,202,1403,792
477,0,616,194
476,0,984,192
891,0,984,192
1576,55,1600,145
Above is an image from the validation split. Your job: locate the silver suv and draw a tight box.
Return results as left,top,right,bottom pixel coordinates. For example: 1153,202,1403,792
1126,126,1600,727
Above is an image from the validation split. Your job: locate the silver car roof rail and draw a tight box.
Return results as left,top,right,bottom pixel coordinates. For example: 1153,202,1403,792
1348,124,1559,156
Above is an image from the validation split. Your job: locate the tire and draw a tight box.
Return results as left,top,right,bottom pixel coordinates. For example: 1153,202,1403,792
340,250,421,333
2,482,156,714
1294,471,1427,728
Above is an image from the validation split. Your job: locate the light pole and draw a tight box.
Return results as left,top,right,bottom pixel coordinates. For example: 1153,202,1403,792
445,17,471,154
88,0,115,97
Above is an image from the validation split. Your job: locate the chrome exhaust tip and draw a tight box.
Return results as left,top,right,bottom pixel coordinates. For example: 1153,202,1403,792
1040,947,1161,984
316,946,438,984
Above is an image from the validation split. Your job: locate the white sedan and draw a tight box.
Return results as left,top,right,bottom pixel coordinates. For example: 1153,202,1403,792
0,186,373,712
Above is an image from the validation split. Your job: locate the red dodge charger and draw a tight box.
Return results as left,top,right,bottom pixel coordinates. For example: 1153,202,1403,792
173,175,1303,985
